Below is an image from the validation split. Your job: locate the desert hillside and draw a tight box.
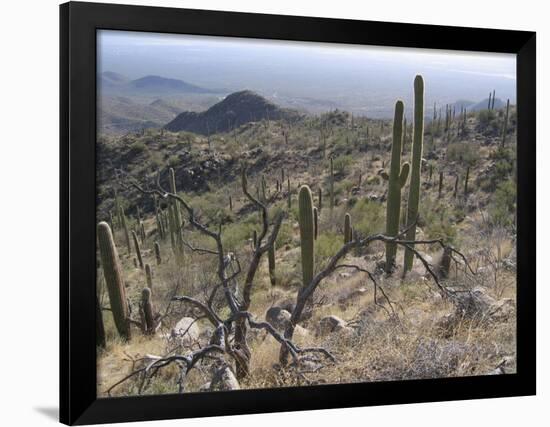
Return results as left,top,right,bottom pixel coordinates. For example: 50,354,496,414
96,81,517,396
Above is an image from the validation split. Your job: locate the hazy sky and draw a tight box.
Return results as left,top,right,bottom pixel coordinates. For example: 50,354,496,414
97,30,516,116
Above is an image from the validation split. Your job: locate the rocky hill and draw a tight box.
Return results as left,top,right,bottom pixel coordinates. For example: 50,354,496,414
164,90,302,135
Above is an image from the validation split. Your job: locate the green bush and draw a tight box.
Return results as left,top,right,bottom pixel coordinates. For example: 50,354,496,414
350,198,385,237
446,142,478,166
331,154,354,175
489,179,516,228
418,197,457,243
129,140,147,154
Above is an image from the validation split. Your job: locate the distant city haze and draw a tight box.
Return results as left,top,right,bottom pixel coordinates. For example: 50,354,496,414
98,29,516,127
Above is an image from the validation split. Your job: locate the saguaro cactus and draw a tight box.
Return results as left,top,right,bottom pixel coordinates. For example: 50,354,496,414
119,207,131,254
287,178,292,209
438,172,444,198
501,99,510,147
132,230,143,269
145,264,153,290
154,241,161,265
439,246,452,279
313,207,319,240
96,295,106,348
385,100,410,272
298,186,315,288
169,168,183,258
156,210,164,240
329,157,335,212
97,222,131,340
404,75,425,272
268,242,276,286
464,166,470,196
141,287,155,335
344,213,352,244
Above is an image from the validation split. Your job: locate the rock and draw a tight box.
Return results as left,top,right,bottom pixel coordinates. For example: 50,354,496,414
488,298,516,321
450,287,497,318
265,307,291,331
171,317,200,347
318,315,349,336
337,287,368,308
210,366,240,391
199,382,211,392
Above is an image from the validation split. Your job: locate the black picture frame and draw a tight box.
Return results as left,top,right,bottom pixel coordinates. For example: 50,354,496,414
60,1,536,425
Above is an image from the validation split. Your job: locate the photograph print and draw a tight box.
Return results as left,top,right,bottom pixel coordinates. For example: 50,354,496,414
96,30,517,397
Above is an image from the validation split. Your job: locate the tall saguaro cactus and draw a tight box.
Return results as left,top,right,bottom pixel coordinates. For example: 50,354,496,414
298,186,315,288
385,100,410,272
97,222,131,340
404,75,425,272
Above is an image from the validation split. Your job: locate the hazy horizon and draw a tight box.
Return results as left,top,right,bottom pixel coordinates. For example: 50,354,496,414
98,29,516,119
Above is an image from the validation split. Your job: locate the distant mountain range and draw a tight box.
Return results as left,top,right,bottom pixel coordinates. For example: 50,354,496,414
98,71,224,95
164,90,302,134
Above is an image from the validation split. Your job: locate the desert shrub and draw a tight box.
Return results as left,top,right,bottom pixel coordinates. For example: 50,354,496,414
315,232,342,267
419,197,457,243
166,155,179,167
446,142,478,166
331,154,354,175
489,179,516,228
478,109,496,126
350,198,385,237
275,221,294,248
129,140,147,155
480,147,516,192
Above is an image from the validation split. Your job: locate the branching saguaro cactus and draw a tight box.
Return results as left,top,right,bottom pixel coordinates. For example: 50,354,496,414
298,186,315,288
404,75,425,272
97,222,131,340
268,242,276,286
132,230,144,269
154,241,161,265
318,187,323,211
344,213,352,244
385,100,410,272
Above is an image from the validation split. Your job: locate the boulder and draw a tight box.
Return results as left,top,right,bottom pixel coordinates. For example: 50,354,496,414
265,307,291,331
317,315,353,338
171,317,200,347
210,366,240,391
